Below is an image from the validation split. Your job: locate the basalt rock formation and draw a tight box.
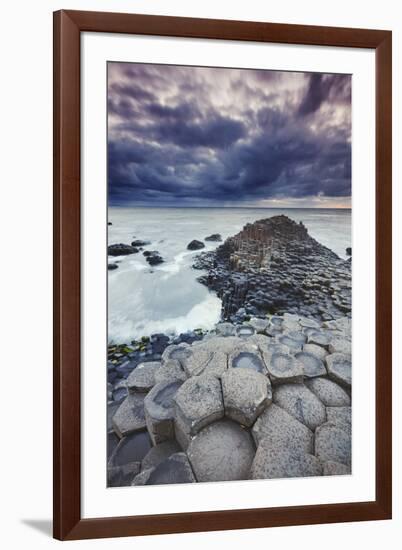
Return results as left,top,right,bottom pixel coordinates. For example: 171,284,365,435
193,215,351,322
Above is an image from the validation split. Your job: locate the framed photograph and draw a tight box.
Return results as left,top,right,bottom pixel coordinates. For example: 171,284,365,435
53,10,392,540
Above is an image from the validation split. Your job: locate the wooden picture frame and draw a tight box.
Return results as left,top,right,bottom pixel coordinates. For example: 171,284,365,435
53,10,392,540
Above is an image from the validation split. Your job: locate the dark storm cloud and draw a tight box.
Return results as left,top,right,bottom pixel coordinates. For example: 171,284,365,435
108,63,351,207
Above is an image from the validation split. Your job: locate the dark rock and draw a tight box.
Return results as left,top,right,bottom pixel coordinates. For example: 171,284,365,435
144,251,164,265
108,263,118,270
187,240,205,250
108,222,112,226
346,247,352,256
205,234,222,242
108,243,138,256
132,452,196,485
132,239,151,247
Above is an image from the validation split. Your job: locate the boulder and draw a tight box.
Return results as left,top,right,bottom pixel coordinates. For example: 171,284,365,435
346,247,352,256
315,422,351,465
132,453,196,485
145,251,164,266
221,368,272,426
264,353,303,384
187,240,205,250
174,375,224,448
126,361,160,393
306,377,351,407
187,420,255,482
273,384,326,430
295,351,327,378
252,403,313,453
144,380,183,445
251,439,322,479
180,348,212,377
108,243,138,256
112,393,147,438
326,353,352,387
131,239,151,247
205,234,222,242
161,343,191,365
108,263,118,270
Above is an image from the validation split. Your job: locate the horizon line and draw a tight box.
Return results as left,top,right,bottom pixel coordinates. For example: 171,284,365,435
108,204,351,210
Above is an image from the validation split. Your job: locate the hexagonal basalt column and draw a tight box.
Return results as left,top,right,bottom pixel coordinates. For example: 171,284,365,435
221,368,272,427
144,380,183,445
273,384,326,430
187,420,255,482
173,374,224,449
112,393,147,438
294,351,327,378
325,353,352,388
126,361,160,393
264,352,303,384
228,350,267,374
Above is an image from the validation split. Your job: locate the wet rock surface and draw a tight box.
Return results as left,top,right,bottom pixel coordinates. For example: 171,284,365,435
108,243,139,256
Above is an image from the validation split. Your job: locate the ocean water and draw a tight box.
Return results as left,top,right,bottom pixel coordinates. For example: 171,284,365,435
108,207,351,343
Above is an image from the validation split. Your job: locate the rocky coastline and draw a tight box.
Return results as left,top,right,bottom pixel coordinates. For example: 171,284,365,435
107,215,352,487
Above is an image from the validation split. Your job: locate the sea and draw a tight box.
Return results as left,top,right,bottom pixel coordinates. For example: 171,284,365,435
108,207,351,344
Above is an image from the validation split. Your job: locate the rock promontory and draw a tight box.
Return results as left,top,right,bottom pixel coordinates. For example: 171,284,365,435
193,215,351,322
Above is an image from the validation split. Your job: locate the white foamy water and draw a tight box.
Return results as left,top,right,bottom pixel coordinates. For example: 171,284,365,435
108,207,351,343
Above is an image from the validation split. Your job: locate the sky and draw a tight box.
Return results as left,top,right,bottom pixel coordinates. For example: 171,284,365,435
108,62,351,208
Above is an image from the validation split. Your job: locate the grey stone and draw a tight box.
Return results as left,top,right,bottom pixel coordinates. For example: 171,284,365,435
181,348,213,377
221,368,272,426
112,393,147,438
323,460,351,476
248,317,270,333
273,384,326,430
326,406,351,434
249,333,273,354
264,353,304,384
299,317,320,329
295,352,327,378
326,353,352,387
251,440,322,479
108,430,151,475
132,453,196,485
108,463,141,487
285,330,307,344
328,338,352,355
107,400,122,432
154,359,187,384
236,324,256,337
187,420,255,482
174,375,224,447
161,343,191,365
229,351,267,374
126,361,160,393
306,377,351,407
144,380,183,445
303,343,328,361
277,334,303,352
141,440,182,471
107,431,119,460
307,331,331,348
192,335,258,355
315,422,351,465
252,403,313,453
201,351,228,377
215,322,236,337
